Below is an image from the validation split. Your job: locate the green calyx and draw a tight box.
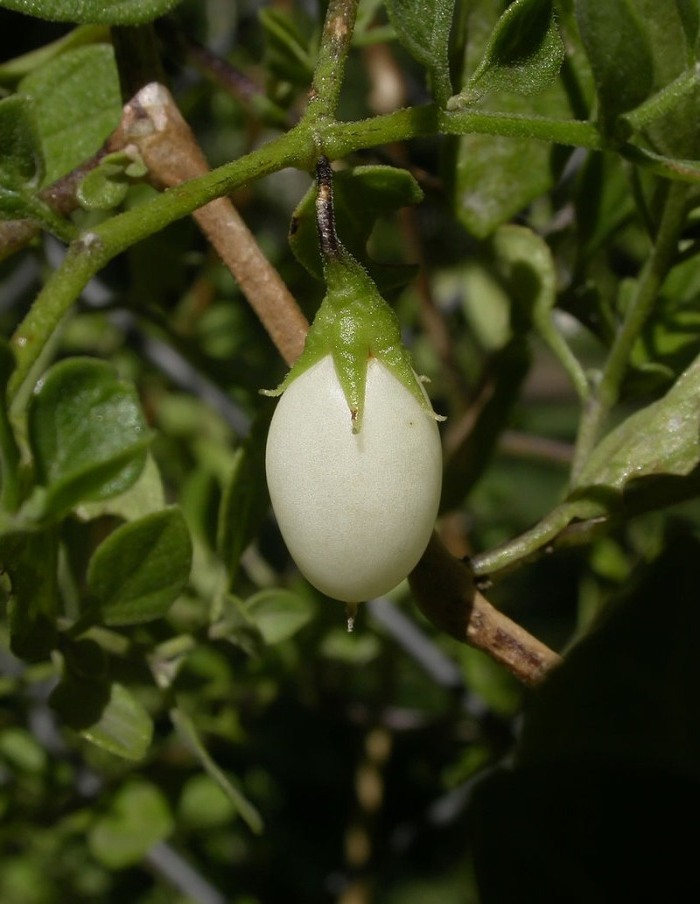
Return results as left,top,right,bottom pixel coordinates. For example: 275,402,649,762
266,253,439,432
263,156,443,433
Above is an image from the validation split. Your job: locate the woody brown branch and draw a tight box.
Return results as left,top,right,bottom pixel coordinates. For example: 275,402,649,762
113,82,309,366
410,533,562,686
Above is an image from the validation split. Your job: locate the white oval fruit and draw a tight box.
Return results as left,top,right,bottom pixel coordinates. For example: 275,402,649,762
265,355,442,603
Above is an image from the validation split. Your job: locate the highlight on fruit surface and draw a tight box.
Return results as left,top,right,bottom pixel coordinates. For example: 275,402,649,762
265,354,442,604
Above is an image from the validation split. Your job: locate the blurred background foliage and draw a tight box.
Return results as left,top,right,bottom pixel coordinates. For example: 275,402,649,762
0,0,700,901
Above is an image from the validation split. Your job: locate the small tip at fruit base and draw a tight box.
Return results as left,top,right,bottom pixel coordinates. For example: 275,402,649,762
346,601,358,632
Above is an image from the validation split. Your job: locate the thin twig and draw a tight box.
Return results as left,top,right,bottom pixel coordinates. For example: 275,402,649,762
114,82,309,366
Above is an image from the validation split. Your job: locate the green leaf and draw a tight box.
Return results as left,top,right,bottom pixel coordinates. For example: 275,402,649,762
289,165,423,291
89,779,173,869
573,350,700,492
245,589,313,645
76,150,147,211
19,45,121,185
632,0,700,158
628,254,700,388
75,452,166,522
87,508,192,626
319,627,381,665
27,357,151,518
454,0,565,105
51,676,153,761
0,24,108,84
448,0,572,238
260,7,316,87
490,225,589,400
386,0,455,104
0,94,52,223
171,707,263,834
0,529,58,661
575,0,655,136
0,94,43,187
0,0,184,25
452,145,550,242
573,151,635,263
217,411,271,588
0,338,20,510
208,595,265,658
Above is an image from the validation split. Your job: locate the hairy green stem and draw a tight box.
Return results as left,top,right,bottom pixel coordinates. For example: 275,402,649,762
8,128,303,401
622,65,700,133
8,107,609,400
571,181,689,481
308,0,360,123
439,109,603,148
0,403,20,511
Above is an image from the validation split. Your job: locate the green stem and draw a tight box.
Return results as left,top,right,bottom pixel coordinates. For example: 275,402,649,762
622,65,700,133
439,109,603,148
8,242,99,403
322,106,604,157
9,107,607,400
469,504,574,578
469,499,605,579
308,0,360,123
0,403,20,511
571,180,689,481
620,145,700,184
8,128,305,401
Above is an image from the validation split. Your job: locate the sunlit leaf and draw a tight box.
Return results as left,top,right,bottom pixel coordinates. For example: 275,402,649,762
574,351,700,491
20,45,121,185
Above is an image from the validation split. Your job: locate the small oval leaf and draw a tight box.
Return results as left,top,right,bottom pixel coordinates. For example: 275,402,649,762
456,0,565,105
87,507,192,626
0,94,43,188
245,589,314,644
28,357,151,517
574,352,700,492
20,45,121,185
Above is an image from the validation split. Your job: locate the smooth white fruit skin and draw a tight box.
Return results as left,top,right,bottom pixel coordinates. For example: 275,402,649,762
265,355,442,603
